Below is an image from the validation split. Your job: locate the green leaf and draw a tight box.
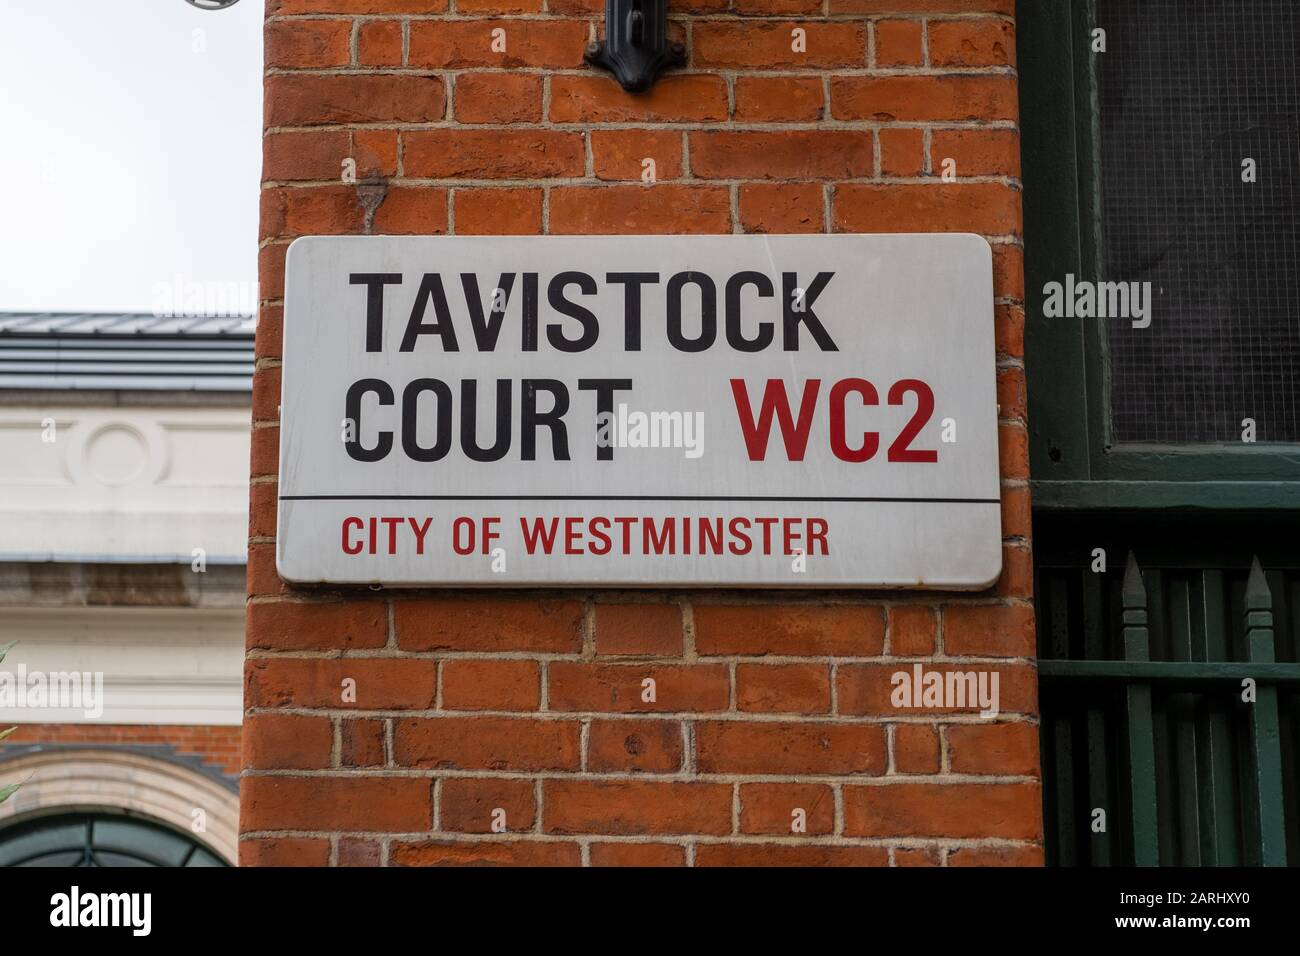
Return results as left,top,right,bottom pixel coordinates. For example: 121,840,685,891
0,782,18,804
0,726,15,743
0,640,14,664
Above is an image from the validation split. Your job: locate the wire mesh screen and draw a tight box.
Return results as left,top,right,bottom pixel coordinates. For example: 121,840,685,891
1096,0,1300,443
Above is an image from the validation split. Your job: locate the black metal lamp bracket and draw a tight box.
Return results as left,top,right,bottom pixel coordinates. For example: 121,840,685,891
584,0,686,94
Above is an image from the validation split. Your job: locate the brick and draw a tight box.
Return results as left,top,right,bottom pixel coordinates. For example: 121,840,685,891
996,543,1034,599
394,716,581,771
739,783,834,835
547,0,604,11
266,73,445,126
733,0,822,12
589,843,686,866
844,782,1041,838
457,0,544,11
408,20,586,69
893,722,940,773
1000,484,1031,540
997,366,1027,422
829,0,1014,12
874,19,923,67
587,718,684,772
260,185,366,238
995,302,1025,356
246,658,438,710
894,847,942,866
593,603,683,656
738,183,824,234
879,127,925,177
999,422,1029,478
549,185,731,234
390,840,581,866
944,604,1035,657
441,659,540,711
264,129,398,182
453,73,542,124
693,605,884,656
839,662,1036,716
242,776,432,832
249,482,277,539
591,130,683,182
247,542,287,598
928,17,1016,67
240,837,330,867
696,721,886,774
255,304,283,356
931,128,1021,178
270,0,448,11
888,605,936,656
404,129,584,179
947,721,1039,775
250,363,280,422
258,244,287,302
372,186,450,235
690,130,872,180
341,717,386,767
243,713,332,769
440,778,537,832
735,663,831,714
337,838,382,867
695,844,888,866
733,76,824,122
249,427,280,483
947,844,1044,866
992,243,1023,299
549,75,728,123
694,22,866,69
543,780,733,835
394,597,583,653
265,19,351,69
547,663,729,713
454,187,543,234
833,183,1021,235
357,20,403,67
831,75,1017,122
246,600,388,651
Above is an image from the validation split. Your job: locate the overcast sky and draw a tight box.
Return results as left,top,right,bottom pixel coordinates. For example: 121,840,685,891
0,0,263,314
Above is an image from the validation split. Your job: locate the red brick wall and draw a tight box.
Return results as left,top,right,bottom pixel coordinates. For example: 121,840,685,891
244,0,1039,867
7,724,242,777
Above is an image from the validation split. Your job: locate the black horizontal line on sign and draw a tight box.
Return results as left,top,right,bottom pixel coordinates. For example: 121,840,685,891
279,495,1001,504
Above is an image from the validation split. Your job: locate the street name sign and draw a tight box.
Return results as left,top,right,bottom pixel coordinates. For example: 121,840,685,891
277,234,1001,588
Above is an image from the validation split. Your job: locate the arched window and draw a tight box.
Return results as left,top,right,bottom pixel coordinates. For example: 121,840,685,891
0,812,228,867
0,748,238,865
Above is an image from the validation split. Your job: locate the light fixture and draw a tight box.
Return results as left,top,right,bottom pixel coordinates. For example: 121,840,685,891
584,0,685,94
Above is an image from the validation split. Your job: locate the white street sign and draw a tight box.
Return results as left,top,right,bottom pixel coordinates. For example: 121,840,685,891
277,234,1001,588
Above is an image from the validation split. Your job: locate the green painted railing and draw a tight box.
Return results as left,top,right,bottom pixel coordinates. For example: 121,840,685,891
1038,550,1300,866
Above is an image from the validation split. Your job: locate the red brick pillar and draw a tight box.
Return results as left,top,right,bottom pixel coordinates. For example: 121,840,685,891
243,0,1040,867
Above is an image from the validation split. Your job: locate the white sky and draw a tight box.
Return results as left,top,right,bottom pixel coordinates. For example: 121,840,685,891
0,0,264,314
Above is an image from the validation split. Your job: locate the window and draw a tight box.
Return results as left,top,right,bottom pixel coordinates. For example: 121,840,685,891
0,812,228,867
1019,0,1300,505
1019,0,1300,868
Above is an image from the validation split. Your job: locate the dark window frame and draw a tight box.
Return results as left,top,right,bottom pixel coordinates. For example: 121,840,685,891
1017,0,1300,510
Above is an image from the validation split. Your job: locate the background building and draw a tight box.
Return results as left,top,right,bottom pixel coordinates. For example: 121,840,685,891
0,312,251,866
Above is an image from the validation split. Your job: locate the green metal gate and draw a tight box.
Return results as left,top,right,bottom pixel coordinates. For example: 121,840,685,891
1035,514,1300,866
